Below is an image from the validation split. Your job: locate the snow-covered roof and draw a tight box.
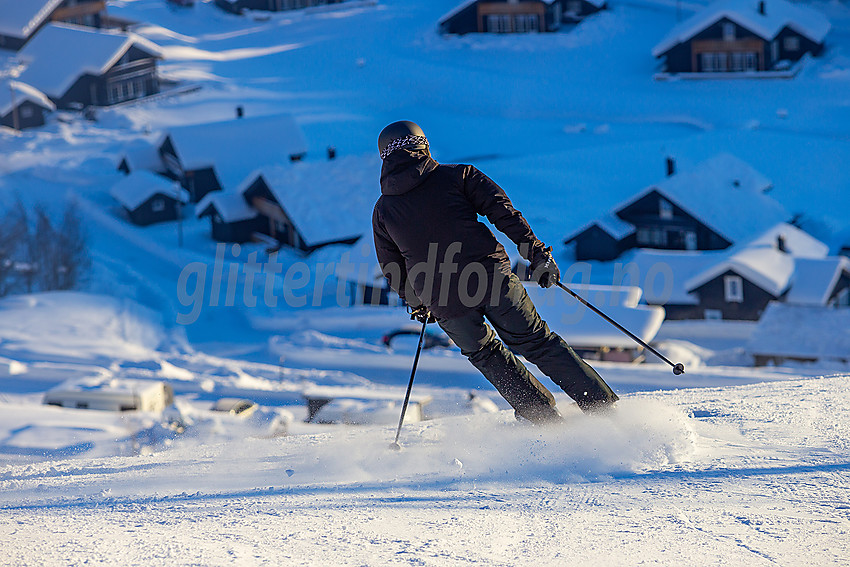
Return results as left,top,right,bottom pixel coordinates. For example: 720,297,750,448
525,284,665,349
16,24,162,100
160,114,307,181
653,0,832,57
565,212,635,243
685,222,830,297
240,154,379,247
110,171,188,210
117,139,164,173
786,256,850,306
747,303,850,360
686,245,795,297
744,222,829,258
196,191,258,223
617,153,786,245
0,80,55,116
0,0,64,40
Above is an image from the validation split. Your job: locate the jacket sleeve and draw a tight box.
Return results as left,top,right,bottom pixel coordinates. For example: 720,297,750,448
461,165,544,261
372,206,410,304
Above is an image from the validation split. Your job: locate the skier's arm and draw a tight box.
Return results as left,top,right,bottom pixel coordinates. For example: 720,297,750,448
372,208,410,304
462,165,544,260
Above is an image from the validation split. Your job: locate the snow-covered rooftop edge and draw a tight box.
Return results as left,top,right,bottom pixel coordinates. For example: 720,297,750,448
653,0,832,57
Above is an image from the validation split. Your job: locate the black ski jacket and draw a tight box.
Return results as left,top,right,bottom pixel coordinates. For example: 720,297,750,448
372,148,545,319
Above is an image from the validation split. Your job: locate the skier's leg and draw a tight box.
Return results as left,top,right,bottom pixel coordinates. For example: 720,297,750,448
484,274,619,411
438,310,561,424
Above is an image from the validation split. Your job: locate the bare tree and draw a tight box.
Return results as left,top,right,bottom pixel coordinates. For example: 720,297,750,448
0,197,91,296
56,199,90,291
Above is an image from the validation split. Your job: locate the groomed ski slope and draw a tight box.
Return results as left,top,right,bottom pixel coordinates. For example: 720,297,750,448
2,374,848,566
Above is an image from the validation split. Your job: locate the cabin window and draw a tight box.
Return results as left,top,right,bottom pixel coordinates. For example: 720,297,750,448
659,199,673,220
771,40,779,63
730,52,744,71
684,231,697,251
704,309,722,320
722,22,736,41
486,15,512,33
745,52,758,71
702,53,726,72
109,84,120,104
636,229,650,245
784,36,800,52
724,275,744,303
567,1,582,14
515,15,539,33
20,106,34,118
152,199,166,212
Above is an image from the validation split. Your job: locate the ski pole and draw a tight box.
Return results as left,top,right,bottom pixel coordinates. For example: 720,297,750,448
390,319,428,451
555,281,685,375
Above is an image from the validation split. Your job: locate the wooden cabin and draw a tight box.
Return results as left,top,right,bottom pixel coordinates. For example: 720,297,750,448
0,82,55,130
748,303,850,366
236,155,376,254
240,170,362,253
653,0,830,75
215,0,346,15
15,23,161,109
564,154,787,262
195,192,265,243
0,0,107,51
44,379,174,413
439,0,565,35
110,171,189,226
158,113,307,203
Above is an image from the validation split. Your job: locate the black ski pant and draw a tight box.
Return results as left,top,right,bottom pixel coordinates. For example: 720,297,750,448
437,273,619,423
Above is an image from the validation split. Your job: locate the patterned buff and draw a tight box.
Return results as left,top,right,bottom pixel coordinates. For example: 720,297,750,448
380,135,429,160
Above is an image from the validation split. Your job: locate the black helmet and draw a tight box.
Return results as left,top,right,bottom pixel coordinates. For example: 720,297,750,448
378,120,428,159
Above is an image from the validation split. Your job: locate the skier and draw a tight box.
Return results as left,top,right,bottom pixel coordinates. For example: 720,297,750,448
372,121,619,424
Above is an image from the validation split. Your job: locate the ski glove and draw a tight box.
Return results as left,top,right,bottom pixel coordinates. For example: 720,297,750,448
530,245,560,288
409,305,437,324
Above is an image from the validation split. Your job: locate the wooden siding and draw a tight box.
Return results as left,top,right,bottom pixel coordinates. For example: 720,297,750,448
660,16,825,74
1,101,47,130
616,190,732,251
125,193,182,226
183,168,222,203
570,224,621,262
210,215,265,243
690,269,779,320
51,1,106,26
55,45,159,109
216,0,344,14
441,0,560,35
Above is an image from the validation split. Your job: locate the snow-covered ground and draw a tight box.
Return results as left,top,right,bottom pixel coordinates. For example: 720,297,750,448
3,0,850,563
2,375,848,565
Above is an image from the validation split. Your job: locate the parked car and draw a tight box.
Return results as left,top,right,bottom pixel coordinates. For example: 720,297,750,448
381,325,452,350
211,398,258,418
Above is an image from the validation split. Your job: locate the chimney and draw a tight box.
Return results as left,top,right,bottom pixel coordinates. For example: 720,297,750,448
776,234,787,253
327,145,337,160
666,156,676,177
758,1,766,15
236,105,244,119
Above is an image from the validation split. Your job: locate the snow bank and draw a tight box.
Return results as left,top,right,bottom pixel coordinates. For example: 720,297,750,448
0,292,166,361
